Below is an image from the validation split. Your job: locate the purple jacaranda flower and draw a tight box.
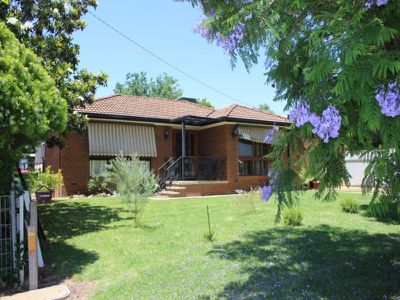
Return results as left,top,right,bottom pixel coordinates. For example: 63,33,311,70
365,0,374,8
264,125,279,144
261,185,273,202
310,105,341,143
377,0,389,6
375,81,400,117
289,102,311,127
365,0,389,8
244,13,253,21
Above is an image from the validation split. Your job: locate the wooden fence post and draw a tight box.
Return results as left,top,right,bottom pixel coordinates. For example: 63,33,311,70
28,199,38,290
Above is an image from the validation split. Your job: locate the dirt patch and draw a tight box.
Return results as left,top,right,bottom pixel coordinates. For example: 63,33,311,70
62,279,98,300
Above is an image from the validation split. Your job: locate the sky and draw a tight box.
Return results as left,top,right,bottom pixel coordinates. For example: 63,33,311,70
74,0,287,116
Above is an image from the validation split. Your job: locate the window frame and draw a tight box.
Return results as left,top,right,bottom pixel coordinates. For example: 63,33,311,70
238,139,270,176
89,156,152,176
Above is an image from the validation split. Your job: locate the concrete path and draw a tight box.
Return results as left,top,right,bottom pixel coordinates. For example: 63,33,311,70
2,285,70,300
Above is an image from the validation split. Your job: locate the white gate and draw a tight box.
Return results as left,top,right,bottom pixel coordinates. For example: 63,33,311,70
0,194,15,274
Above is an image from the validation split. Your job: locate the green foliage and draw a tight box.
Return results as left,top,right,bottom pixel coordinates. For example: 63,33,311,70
196,97,214,108
106,155,157,225
282,207,303,227
87,174,111,195
340,198,360,214
187,0,400,220
114,71,183,99
27,167,63,192
257,103,273,113
0,22,67,193
363,150,400,220
1,0,108,135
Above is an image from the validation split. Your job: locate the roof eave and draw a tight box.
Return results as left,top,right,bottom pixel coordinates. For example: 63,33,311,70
82,112,292,127
223,117,291,127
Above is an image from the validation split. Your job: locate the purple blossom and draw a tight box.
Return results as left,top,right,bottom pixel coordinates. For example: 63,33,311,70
214,22,246,54
264,125,279,144
289,102,311,127
365,0,389,8
377,0,389,6
194,13,252,55
261,186,273,202
310,105,342,143
375,81,400,117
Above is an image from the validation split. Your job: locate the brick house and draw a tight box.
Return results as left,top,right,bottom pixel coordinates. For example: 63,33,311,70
44,94,290,197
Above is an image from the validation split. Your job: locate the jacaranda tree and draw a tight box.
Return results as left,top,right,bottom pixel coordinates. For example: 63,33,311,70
0,21,67,193
178,0,400,220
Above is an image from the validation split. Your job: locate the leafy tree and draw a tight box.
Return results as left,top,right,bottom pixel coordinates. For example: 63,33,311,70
196,97,214,108
106,155,157,226
0,0,108,139
115,72,183,99
0,22,67,193
257,103,273,113
181,0,400,220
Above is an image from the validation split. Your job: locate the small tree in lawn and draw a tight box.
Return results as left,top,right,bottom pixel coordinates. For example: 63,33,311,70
106,155,157,225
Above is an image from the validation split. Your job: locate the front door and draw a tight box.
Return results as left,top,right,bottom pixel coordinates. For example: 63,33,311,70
174,131,195,158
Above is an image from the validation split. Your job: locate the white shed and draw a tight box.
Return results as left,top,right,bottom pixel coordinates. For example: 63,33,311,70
345,154,370,186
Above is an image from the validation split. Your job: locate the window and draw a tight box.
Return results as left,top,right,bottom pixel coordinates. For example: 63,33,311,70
238,139,270,176
90,157,151,176
90,160,109,175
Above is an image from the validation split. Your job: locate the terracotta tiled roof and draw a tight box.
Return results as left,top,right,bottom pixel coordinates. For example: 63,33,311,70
209,104,288,123
78,94,288,124
77,94,214,119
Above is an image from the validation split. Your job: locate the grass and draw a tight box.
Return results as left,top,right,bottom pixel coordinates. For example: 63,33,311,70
38,191,400,299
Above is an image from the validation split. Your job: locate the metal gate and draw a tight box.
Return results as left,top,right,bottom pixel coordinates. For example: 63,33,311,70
0,195,13,274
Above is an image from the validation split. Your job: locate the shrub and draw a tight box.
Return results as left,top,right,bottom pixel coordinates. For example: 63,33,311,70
340,198,359,214
283,207,303,226
106,155,158,225
87,174,111,195
27,167,63,192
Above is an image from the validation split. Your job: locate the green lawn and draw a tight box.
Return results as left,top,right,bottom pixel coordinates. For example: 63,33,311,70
39,192,400,299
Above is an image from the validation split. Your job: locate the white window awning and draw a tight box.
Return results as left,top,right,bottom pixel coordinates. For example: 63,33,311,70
238,126,267,143
88,122,157,157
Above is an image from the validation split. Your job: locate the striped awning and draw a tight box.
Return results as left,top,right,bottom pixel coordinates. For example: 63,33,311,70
238,126,267,143
88,122,157,157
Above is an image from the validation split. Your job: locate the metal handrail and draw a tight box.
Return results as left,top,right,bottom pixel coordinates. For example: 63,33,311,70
158,157,182,190
158,157,175,172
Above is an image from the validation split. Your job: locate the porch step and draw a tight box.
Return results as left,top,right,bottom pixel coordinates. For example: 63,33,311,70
160,190,182,197
166,185,186,191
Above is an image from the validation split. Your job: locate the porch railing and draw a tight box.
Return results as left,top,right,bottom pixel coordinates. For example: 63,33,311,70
158,156,226,190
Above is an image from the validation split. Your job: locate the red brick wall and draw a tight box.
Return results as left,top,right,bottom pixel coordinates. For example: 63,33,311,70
58,131,90,196
46,131,90,197
151,126,174,176
197,124,268,194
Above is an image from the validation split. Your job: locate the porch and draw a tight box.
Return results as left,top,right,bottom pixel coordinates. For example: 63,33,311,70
158,156,227,193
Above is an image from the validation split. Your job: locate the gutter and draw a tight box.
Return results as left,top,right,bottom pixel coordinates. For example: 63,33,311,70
83,113,291,127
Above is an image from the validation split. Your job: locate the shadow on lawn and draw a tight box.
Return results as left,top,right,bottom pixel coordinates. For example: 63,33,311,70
39,201,124,241
208,225,400,299
37,201,124,284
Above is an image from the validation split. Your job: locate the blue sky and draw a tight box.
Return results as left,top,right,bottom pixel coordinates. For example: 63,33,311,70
74,1,287,116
